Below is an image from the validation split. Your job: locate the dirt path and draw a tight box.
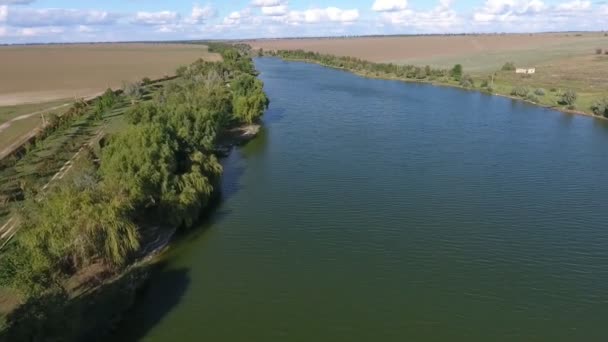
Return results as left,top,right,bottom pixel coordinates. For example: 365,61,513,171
0,93,102,161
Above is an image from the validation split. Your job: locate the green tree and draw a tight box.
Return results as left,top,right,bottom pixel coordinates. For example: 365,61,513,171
559,89,577,106
450,64,463,80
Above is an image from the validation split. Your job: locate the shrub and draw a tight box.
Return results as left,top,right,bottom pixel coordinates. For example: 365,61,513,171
534,88,546,96
141,77,152,85
550,87,557,92
591,98,608,117
480,79,489,88
596,48,604,55
510,86,529,97
122,82,144,104
501,62,516,71
486,86,494,93
526,93,539,103
459,74,474,88
559,89,577,106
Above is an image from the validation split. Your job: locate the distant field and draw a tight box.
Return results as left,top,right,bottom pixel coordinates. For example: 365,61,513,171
0,43,220,106
249,33,608,115
248,33,608,72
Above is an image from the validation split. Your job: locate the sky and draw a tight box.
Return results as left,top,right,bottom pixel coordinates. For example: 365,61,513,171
0,0,607,43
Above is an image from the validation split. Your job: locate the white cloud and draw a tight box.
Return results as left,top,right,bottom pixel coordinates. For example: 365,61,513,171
0,0,34,4
472,0,597,27
189,4,216,23
261,5,288,16
473,0,549,23
380,0,461,31
20,26,64,36
133,11,180,25
5,8,119,27
0,5,6,22
555,0,590,11
222,8,253,26
77,25,94,33
251,0,285,7
282,7,360,24
372,0,408,12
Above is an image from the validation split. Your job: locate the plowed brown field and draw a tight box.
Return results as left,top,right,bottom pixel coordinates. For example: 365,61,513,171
0,43,219,106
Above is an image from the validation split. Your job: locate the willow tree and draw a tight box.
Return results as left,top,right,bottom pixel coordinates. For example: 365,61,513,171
230,74,269,124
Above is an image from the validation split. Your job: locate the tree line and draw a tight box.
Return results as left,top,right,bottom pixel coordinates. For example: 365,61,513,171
0,45,268,340
267,49,454,82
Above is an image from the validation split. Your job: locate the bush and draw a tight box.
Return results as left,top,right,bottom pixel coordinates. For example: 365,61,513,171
459,74,474,88
559,89,577,106
591,98,608,117
141,77,152,85
501,62,516,71
480,79,489,88
534,88,546,96
550,87,557,92
526,93,539,103
450,64,463,81
510,86,529,97
596,48,604,55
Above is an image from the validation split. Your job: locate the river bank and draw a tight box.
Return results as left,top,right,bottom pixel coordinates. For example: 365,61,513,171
266,54,606,121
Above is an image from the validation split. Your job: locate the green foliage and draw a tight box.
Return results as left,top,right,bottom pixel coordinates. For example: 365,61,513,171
511,86,530,97
450,64,463,80
0,45,266,329
231,74,269,124
526,93,539,103
591,98,608,117
501,62,516,71
459,74,475,88
559,89,577,106
534,88,546,96
93,88,118,120
271,50,449,83
123,81,144,104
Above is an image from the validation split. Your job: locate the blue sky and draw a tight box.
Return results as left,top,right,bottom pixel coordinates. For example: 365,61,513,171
0,0,606,43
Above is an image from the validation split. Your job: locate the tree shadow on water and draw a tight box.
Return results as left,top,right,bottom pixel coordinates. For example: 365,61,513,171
111,264,191,341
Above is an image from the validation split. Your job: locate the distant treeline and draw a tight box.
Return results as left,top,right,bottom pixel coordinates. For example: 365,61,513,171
267,49,460,82
0,45,268,340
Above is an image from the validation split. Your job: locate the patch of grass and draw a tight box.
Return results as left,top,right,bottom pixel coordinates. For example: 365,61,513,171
0,116,42,151
0,99,71,124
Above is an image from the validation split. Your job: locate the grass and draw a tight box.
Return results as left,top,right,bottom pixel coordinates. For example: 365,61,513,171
394,36,608,73
0,116,42,151
0,99,72,124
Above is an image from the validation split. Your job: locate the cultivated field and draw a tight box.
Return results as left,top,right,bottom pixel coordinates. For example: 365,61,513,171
0,43,220,106
0,43,219,158
248,33,608,72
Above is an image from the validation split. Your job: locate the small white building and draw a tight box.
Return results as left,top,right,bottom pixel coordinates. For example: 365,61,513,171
516,68,536,74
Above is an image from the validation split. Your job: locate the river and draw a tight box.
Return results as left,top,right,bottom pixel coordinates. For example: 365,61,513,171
116,58,608,341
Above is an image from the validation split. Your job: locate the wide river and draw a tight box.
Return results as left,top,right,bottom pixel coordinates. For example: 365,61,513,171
117,58,608,341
